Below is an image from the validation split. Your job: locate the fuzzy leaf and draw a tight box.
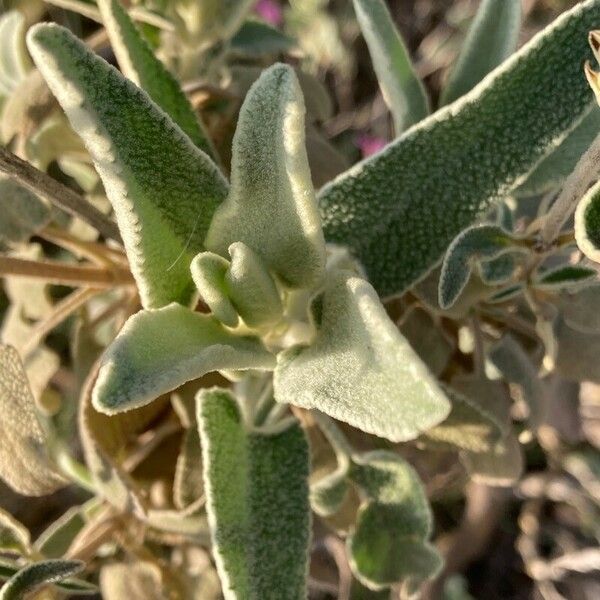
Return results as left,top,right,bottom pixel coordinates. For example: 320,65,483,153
348,452,442,590
0,509,30,555
0,345,67,496
0,11,31,98
35,505,88,559
231,19,295,56
27,24,229,309
352,0,429,133
206,63,326,291
575,179,600,263
441,0,521,105
311,455,351,518
198,388,310,599
535,265,597,289
93,303,275,414
97,0,215,158
319,0,600,298
274,271,450,442
0,559,85,600
439,225,526,309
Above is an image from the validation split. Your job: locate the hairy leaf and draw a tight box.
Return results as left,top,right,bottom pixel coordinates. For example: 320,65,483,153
93,303,275,413
0,11,31,99
206,63,326,291
352,0,429,133
274,271,450,442
348,452,442,590
231,19,295,57
27,24,229,308
0,559,85,600
0,345,67,496
535,264,597,289
441,0,521,105
35,504,88,559
97,0,215,158
0,509,30,555
198,388,310,599
575,178,600,263
319,0,600,298
311,454,351,518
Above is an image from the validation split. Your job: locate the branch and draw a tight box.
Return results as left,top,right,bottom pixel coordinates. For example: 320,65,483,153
0,147,122,244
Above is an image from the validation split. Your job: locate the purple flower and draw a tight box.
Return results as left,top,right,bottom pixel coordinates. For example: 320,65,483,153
356,134,387,158
254,0,283,26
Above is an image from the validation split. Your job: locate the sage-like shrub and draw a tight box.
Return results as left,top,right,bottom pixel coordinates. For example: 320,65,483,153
0,0,599,598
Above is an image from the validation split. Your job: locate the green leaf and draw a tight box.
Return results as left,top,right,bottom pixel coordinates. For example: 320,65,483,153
97,0,215,159
318,0,600,298
575,179,600,263
274,271,450,442
27,24,229,309
348,452,442,590
93,303,276,413
311,454,351,518
440,0,521,105
0,11,31,99
0,344,67,496
198,388,310,599
534,265,597,289
0,509,30,555
35,504,90,558
352,0,429,133
206,63,326,291
0,559,85,600
231,19,295,57
517,109,600,196
439,225,526,309
192,0,255,45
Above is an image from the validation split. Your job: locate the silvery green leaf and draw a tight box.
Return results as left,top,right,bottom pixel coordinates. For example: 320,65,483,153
0,509,30,555
575,179,600,263
173,427,204,510
226,242,283,329
35,502,92,559
0,11,31,98
311,454,351,518
352,0,429,133
561,284,600,333
517,109,600,196
206,63,326,291
0,344,67,496
0,559,85,600
100,561,165,600
231,19,295,57
191,252,239,327
27,24,229,309
487,283,525,303
439,225,526,309
198,388,310,600
274,271,450,442
97,0,215,158
479,254,516,285
93,303,276,414
319,0,600,298
0,176,50,248
348,452,442,590
534,265,597,290
440,0,521,105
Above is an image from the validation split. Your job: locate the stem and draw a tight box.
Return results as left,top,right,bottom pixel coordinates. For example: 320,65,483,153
0,147,122,244
540,128,600,245
54,446,95,494
253,381,276,426
312,411,353,459
0,256,134,288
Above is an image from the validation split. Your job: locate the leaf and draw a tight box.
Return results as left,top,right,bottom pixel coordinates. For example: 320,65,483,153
231,19,295,57
516,109,600,196
97,0,215,159
206,63,326,291
198,388,310,600
192,0,255,45
0,345,67,496
27,24,229,309
35,504,89,559
348,452,442,590
440,0,521,105
439,225,526,309
93,303,275,413
535,265,597,289
274,271,450,442
311,454,351,518
0,11,31,99
0,559,85,600
352,0,429,133
173,427,204,510
575,179,600,263
100,561,165,600
0,509,30,555
318,0,600,298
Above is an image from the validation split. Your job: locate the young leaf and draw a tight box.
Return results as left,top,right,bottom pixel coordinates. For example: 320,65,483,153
0,509,30,555
439,225,526,309
198,388,310,599
93,303,275,414
274,271,450,442
0,11,31,99
352,0,429,133
440,0,521,105
97,0,216,158
231,19,295,57
348,452,442,590
311,453,351,518
0,559,84,600
534,265,597,290
318,0,600,298
0,345,67,496
206,63,326,291
27,24,229,309
35,505,88,559
575,179,600,263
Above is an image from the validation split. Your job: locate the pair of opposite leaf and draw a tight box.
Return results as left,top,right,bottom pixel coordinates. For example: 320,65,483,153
26,6,451,443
